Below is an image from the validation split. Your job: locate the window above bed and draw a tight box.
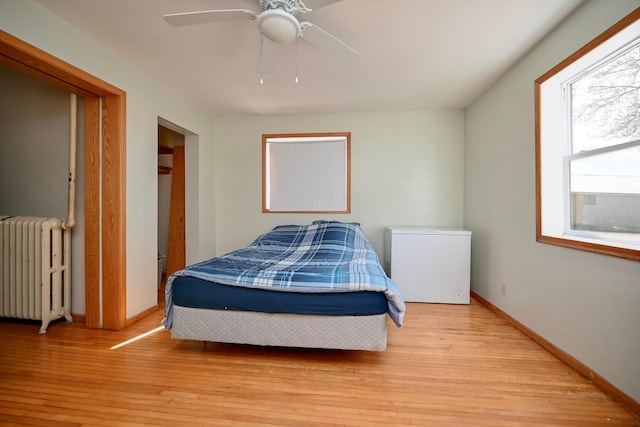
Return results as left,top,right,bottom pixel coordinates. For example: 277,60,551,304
262,132,351,213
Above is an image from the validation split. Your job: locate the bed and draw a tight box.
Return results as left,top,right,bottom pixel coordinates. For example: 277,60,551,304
162,221,405,351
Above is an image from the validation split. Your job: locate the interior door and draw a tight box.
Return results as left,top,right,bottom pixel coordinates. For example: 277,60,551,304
165,145,185,278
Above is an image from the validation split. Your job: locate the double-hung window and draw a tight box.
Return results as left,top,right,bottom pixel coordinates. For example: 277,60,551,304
536,9,640,261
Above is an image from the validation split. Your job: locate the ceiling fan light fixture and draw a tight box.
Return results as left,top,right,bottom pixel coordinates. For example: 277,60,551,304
257,9,301,44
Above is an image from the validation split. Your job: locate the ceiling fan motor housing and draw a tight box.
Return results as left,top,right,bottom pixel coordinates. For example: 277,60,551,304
257,8,302,44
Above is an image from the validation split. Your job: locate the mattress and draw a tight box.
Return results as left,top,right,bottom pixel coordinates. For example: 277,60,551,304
171,275,388,316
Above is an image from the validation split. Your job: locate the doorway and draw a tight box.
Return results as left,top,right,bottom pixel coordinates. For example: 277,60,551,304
157,125,186,300
0,30,127,330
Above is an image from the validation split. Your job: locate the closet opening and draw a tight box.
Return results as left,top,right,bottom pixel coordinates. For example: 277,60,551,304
0,29,127,330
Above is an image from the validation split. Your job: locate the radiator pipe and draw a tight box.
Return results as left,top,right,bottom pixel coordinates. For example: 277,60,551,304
63,93,77,229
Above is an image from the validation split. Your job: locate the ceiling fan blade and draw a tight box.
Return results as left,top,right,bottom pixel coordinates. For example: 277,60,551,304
300,22,359,62
257,37,281,75
164,9,257,27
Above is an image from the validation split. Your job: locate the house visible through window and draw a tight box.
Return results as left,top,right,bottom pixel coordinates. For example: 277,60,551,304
536,9,640,261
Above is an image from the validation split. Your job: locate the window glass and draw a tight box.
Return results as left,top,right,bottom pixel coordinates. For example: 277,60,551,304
570,41,640,152
569,146,640,234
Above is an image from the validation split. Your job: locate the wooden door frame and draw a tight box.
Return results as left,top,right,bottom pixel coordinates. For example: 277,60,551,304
0,30,127,330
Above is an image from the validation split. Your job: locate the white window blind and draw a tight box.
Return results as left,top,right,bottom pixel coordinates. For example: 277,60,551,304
263,133,350,213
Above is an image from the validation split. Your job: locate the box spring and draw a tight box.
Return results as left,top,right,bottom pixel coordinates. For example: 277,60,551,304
171,305,388,351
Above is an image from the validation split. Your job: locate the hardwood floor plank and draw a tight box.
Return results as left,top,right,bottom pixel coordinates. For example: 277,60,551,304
0,299,637,426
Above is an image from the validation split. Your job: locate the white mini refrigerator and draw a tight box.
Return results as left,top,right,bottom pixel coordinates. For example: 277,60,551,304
384,227,471,304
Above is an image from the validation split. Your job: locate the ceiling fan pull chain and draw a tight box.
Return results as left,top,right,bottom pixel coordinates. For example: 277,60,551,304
258,35,265,84
295,38,300,84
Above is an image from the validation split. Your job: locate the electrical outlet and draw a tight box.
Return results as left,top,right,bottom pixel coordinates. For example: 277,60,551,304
501,282,507,295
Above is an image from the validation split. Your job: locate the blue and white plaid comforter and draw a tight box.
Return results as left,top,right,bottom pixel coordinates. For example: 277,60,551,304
163,221,405,328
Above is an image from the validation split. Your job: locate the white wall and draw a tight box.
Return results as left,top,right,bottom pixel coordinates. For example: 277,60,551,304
0,66,70,218
213,110,465,258
464,0,640,403
0,0,217,319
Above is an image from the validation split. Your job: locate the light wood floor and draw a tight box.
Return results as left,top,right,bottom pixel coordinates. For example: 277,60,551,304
1,300,638,426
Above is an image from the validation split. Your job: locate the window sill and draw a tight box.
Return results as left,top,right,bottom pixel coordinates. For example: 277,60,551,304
537,233,640,261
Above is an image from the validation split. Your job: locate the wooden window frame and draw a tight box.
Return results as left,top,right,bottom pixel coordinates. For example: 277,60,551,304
262,132,351,214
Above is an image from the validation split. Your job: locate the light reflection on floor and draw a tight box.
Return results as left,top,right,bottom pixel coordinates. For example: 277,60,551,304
110,325,165,350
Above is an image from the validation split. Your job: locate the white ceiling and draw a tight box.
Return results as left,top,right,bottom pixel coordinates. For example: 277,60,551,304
34,0,583,117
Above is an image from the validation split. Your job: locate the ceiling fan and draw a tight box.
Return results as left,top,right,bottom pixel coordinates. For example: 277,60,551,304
163,0,359,75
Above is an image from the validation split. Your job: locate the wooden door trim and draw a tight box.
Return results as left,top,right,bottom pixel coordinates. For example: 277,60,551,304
101,94,127,330
83,97,101,329
0,29,127,330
